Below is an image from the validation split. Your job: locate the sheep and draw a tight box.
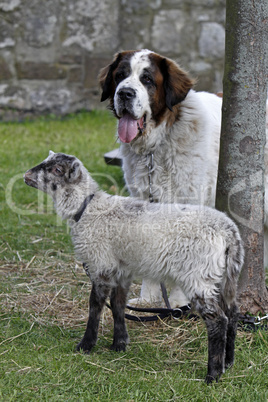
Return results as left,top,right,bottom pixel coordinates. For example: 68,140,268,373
24,151,244,384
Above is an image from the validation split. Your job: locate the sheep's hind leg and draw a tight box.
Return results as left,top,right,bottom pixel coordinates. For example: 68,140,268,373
76,281,111,353
194,298,228,384
225,302,239,369
110,283,130,352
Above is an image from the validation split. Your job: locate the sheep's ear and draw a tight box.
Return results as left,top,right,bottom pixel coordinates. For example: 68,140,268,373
68,161,82,183
49,150,55,156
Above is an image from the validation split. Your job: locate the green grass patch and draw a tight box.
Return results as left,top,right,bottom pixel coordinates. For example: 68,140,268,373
1,111,268,401
1,311,268,401
0,111,124,261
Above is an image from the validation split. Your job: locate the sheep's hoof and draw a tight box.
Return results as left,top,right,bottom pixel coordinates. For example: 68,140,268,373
225,359,234,369
204,374,220,385
205,375,215,385
76,339,95,354
110,342,127,352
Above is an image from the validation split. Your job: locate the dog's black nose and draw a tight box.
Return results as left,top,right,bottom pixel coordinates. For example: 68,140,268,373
118,87,136,101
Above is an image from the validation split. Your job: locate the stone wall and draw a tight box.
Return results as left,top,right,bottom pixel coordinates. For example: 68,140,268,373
0,0,226,119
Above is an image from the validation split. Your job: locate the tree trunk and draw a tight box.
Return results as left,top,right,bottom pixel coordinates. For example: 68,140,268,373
216,0,268,314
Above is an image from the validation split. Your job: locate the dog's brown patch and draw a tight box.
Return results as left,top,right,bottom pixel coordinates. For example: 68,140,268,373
148,53,195,127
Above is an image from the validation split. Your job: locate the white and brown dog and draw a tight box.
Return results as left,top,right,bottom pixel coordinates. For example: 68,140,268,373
99,49,268,307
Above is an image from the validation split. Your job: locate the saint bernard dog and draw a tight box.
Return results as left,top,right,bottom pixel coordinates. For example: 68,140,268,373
99,48,268,307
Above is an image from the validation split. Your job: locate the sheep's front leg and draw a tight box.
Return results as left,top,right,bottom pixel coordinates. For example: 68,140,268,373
76,281,111,353
110,283,130,352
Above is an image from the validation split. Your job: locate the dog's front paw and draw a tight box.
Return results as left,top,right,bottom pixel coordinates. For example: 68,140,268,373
76,338,95,354
127,297,162,307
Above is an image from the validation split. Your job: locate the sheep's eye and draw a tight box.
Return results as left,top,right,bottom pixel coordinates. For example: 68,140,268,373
52,165,64,176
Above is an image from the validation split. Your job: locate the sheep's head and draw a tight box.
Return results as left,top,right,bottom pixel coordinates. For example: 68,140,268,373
24,151,84,197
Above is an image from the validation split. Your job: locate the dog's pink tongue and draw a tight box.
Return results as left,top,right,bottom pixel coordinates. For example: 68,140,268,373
118,114,140,143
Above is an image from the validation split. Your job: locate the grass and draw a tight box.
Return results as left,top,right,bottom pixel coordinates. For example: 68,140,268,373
0,111,124,261
1,111,268,401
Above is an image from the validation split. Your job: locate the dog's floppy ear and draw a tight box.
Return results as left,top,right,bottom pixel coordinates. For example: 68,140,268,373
68,161,82,183
160,58,195,111
99,52,123,102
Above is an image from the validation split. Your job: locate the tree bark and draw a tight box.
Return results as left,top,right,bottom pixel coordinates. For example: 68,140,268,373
216,0,268,314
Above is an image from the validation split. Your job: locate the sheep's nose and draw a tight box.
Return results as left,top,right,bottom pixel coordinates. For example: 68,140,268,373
24,169,36,186
24,170,31,180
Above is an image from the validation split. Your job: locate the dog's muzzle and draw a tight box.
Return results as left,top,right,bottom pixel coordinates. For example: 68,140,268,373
117,87,136,103
116,87,137,116
115,86,147,143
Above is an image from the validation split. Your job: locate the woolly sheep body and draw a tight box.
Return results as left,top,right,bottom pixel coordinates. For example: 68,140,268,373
71,196,240,305
24,151,244,384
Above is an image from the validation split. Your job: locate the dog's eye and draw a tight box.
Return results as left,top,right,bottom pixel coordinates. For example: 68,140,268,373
52,166,64,176
115,71,127,84
141,74,154,86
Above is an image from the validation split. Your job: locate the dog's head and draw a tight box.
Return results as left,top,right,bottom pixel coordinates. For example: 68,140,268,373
24,151,83,197
99,49,194,143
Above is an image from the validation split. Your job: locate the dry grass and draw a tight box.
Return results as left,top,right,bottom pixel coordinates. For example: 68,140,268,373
1,250,256,379
0,252,209,356
1,255,94,329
